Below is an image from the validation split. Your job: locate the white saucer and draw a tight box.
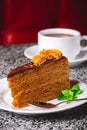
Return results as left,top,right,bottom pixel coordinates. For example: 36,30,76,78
24,45,87,67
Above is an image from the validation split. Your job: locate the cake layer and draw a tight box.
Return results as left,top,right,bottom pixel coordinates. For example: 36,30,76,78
7,56,70,108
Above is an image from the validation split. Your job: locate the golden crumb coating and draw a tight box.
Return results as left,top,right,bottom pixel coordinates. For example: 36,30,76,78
40,49,62,60
31,55,46,66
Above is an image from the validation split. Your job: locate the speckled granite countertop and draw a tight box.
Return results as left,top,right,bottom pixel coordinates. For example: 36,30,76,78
0,44,87,130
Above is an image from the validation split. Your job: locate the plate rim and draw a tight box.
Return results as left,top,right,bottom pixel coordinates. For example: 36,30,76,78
0,77,87,115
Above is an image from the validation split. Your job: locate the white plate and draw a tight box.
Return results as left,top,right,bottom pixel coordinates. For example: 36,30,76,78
0,78,87,115
24,45,87,67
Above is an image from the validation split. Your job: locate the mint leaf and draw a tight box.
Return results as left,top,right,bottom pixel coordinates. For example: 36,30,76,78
67,95,74,101
62,90,74,99
66,96,77,104
74,90,82,95
57,94,67,100
57,84,82,104
71,84,80,91
71,84,82,96
72,96,77,100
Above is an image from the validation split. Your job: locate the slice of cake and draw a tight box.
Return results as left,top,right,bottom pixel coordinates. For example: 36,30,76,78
7,49,70,108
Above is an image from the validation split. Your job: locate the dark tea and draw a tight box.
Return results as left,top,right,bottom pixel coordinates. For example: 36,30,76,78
44,33,74,37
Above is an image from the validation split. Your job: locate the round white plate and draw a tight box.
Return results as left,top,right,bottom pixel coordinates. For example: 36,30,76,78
24,45,87,67
0,78,87,115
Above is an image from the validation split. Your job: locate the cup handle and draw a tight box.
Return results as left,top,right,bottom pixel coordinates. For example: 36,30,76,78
80,35,87,51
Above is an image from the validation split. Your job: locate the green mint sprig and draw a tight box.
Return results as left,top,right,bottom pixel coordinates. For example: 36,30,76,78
57,84,82,104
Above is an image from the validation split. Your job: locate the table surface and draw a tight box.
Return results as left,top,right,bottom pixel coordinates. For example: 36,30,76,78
0,43,87,130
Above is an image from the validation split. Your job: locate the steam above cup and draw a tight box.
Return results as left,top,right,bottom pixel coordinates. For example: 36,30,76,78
38,28,82,60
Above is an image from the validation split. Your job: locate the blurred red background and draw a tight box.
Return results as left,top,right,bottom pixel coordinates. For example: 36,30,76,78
0,0,87,45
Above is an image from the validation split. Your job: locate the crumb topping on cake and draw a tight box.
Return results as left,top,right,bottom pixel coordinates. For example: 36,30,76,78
40,49,62,59
31,55,46,66
31,49,62,66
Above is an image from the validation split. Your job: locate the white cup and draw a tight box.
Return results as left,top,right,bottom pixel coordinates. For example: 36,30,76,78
38,28,86,60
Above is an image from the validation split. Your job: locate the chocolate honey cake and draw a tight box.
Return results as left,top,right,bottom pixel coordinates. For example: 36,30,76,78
7,49,70,108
